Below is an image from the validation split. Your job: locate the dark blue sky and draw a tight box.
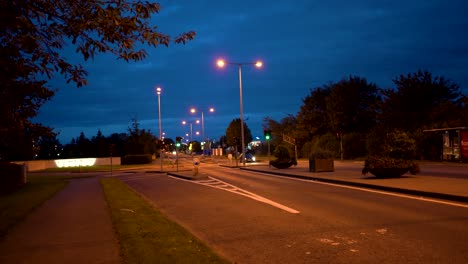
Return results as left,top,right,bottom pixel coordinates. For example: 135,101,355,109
35,0,468,144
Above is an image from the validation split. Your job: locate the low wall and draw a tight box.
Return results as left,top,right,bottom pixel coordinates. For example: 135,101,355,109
12,157,121,172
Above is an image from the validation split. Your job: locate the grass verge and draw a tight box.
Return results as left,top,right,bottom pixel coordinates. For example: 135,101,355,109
100,178,229,264
0,175,70,237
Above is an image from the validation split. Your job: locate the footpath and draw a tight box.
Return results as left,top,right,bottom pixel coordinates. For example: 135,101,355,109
0,177,122,264
0,159,467,263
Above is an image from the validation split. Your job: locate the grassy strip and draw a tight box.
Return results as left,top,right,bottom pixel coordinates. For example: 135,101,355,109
0,175,69,237
100,178,229,264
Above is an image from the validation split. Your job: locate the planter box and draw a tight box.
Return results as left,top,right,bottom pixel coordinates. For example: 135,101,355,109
309,159,334,172
270,160,296,169
368,168,409,178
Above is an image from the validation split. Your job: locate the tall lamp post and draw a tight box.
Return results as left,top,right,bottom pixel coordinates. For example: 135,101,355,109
190,107,215,142
155,86,163,171
216,58,263,165
182,120,200,142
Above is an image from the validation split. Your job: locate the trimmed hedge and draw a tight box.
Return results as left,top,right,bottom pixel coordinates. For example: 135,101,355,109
0,162,27,194
121,154,152,165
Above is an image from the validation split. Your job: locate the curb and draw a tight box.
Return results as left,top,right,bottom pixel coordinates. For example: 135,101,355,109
167,171,209,181
240,167,468,204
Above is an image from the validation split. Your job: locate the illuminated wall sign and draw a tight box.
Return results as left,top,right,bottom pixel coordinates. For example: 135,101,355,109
55,158,97,168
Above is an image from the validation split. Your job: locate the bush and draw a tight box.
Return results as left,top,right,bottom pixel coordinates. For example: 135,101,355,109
121,154,152,165
273,145,291,160
363,130,420,177
0,162,27,194
270,145,297,169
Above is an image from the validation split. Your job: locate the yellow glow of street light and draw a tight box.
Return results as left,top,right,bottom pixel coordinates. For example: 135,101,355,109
255,61,263,68
216,59,226,68
182,120,187,125
156,86,162,95
190,108,196,113
209,107,215,113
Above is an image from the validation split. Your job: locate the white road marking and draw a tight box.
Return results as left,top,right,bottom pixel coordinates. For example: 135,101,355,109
169,175,300,214
250,171,468,209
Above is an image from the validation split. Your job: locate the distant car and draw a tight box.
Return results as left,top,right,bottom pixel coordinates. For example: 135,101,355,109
245,152,256,162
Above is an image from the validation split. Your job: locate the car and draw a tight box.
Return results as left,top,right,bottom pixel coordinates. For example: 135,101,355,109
245,152,256,162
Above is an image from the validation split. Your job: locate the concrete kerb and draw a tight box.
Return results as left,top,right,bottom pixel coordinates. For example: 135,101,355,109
166,170,209,181
240,167,468,204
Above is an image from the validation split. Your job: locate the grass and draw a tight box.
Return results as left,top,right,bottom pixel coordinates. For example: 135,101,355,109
100,178,229,264
0,175,70,237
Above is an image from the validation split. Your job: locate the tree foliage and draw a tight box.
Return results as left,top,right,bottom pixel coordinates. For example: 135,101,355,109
225,118,253,148
274,70,466,160
0,0,195,160
381,70,464,131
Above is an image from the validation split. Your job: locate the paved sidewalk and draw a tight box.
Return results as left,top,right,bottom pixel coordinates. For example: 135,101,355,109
0,177,122,264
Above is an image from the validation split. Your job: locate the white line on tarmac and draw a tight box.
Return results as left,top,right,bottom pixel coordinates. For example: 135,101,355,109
252,172,468,209
169,175,300,214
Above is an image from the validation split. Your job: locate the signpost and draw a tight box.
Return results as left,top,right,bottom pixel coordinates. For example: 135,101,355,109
283,134,298,161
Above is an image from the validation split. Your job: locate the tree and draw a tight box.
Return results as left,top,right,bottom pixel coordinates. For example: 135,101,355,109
381,70,464,131
0,0,195,161
296,84,332,141
126,118,157,155
225,118,253,148
326,76,382,134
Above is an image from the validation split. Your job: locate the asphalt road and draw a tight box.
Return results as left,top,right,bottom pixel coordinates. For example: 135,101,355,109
117,165,468,264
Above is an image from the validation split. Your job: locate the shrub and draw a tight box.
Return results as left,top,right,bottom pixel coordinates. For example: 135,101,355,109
363,130,420,177
273,145,291,160
121,154,152,165
270,145,297,169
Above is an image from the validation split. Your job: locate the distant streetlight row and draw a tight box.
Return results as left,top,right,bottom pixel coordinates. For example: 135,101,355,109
155,58,263,165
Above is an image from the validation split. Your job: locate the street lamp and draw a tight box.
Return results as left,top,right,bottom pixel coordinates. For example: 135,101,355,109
190,107,215,142
216,58,263,165
155,86,163,171
182,120,200,142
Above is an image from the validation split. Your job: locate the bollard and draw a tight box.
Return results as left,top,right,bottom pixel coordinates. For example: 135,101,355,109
193,158,200,176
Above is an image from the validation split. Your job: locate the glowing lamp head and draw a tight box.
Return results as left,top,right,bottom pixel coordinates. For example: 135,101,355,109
209,107,215,113
156,87,162,95
217,59,226,68
190,108,196,114
255,61,263,68
182,120,187,125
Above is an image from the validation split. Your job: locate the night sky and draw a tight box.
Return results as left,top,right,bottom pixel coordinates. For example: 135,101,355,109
34,0,468,144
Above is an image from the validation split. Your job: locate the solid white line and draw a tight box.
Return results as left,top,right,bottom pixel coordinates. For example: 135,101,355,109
250,171,468,209
168,175,300,214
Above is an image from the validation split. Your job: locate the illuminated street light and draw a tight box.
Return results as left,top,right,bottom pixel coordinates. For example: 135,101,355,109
182,120,199,142
190,107,215,143
155,86,163,171
216,58,263,165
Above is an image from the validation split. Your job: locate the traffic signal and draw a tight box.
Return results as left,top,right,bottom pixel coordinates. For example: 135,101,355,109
175,136,182,148
264,130,271,141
